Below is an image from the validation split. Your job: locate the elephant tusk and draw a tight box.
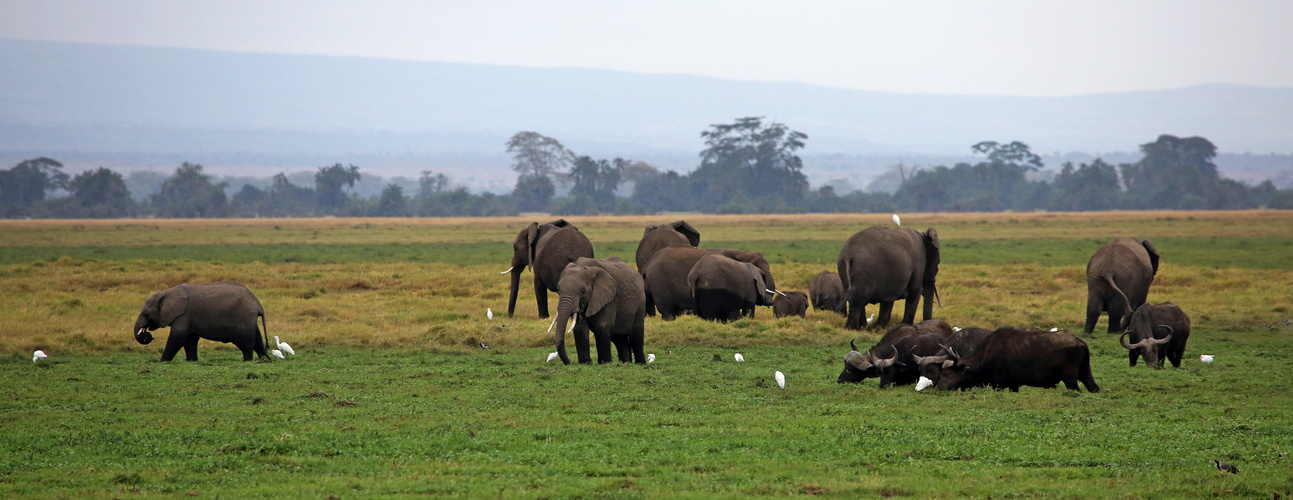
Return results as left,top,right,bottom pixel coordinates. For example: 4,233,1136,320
567,318,575,333
546,318,556,333
500,266,514,274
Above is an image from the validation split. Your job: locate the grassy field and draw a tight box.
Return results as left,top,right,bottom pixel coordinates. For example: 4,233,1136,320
1,212,1291,498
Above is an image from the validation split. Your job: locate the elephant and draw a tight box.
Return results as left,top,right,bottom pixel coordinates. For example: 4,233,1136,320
642,246,777,320
809,271,848,315
1118,302,1191,367
773,291,809,318
133,280,270,362
553,257,647,365
1083,237,1159,334
688,254,775,322
636,220,701,316
837,226,941,330
505,219,595,319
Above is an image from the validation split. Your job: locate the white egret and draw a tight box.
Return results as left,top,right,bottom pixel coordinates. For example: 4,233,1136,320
546,352,558,363
915,376,933,391
275,336,295,356
952,326,962,333
32,350,47,363
1049,327,1059,332
647,353,656,364
499,266,513,274
866,314,876,326
734,353,745,363
271,349,285,359
892,214,901,226
774,371,786,389
487,308,493,320
1200,354,1214,364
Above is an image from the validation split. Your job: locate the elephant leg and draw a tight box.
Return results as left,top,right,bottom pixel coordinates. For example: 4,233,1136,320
645,289,656,317
877,302,896,328
593,328,614,364
631,326,645,364
534,277,550,319
845,293,865,330
573,323,593,365
900,291,920,325
236,339,254,361
253,327,269,359
611,335,631,363
1106,307,1124,334
160,332,186,362
183,334,201,361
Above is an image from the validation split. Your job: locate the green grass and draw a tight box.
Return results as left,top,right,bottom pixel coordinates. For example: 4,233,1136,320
2,212,1292,497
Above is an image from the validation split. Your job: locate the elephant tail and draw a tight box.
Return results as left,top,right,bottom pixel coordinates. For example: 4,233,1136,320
260,312,271,358
1103,275,1132,323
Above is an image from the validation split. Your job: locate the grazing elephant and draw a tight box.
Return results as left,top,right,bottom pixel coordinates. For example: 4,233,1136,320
1119,302,1191,367
688,254,774,322
553,257,647,365
773,291,809,318
809,271,847,316
505,219,595,319
636,220,701,316
133,280,270,362
643,246,776,320
1083,237,1159,334
837,226,941,330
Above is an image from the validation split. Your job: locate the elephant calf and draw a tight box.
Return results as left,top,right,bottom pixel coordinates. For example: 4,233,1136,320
688,254,774,322
809,271,847,316
133,280,271,362
553,257,647,365
773,291,808,318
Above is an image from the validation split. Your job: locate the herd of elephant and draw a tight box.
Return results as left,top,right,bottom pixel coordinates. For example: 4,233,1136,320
130,219,1192,393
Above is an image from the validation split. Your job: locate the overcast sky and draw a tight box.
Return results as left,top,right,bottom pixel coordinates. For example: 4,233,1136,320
2,0,1291,96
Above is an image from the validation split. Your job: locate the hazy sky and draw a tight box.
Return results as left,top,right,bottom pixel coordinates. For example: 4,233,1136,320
2,0,1291,96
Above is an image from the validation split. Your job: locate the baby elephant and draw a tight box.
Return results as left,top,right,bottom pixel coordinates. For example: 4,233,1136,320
553,257,647,365
1119,302,1191,367
772,291,808,318
133,280,271,362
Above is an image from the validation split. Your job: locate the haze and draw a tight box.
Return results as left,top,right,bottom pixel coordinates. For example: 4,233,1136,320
3,0,1291,96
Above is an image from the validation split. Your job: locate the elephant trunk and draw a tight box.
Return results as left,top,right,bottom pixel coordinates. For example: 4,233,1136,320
133,317,154,344
554,294,578,365
506,264,525,318
922,284,937,321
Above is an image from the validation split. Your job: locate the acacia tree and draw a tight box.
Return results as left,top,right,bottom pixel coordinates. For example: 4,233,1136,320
506,131,573,212
0,157,68,216
315,163,362,214
692,117,808,211
151,162,229,218
66,167,134,217
1119,135,1219,209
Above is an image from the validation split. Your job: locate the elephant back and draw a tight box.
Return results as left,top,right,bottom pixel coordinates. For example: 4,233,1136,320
837,226,928,293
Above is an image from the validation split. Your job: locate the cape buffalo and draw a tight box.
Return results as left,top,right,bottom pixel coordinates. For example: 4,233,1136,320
1118,302,1191,367
838,319,954,384
912,327,994,387
934,328,1100,393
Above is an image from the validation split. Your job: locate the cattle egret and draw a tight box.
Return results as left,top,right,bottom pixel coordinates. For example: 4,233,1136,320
1200,354,1214,364
32,350,47,363
1214,460,1239,474
275,336,295,356
915,376,933,391
1284,318,1290,324
953,326,962,333
892,214,901,226
271,349,285,359
1266,324,1274,330
866,314,876,326
487,308,493,320
647,353,656,364
774,371,786,389
479,342,490,349
546,352,558,363
734,353,745,363
1049,327,1059,332
499,266,513,274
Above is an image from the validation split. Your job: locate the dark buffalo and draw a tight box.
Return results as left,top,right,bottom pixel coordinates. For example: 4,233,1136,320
911,327,993,387
934,328,1100,393
877,332,950,387
837,319,954,384
1118,302,1191,368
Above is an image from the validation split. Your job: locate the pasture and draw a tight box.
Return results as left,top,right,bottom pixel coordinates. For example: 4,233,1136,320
1,212,1291,498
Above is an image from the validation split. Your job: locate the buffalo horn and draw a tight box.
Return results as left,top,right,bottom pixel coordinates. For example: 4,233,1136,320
850,339,859,352
1119,331,1139,350
1151,325,1174,346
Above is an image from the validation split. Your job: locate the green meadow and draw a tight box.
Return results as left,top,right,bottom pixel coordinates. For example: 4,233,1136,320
1,212,1291,498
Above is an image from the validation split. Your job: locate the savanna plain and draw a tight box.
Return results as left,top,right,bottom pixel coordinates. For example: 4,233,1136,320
1,212,1291,498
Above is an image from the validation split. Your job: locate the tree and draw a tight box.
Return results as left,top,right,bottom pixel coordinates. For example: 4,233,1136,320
506,131,574,179
66,167,133,218
0,157,68,216
268,173,316,216
375,184,408,217
692,117,809,211
972,141,1044,171
513,174,555,213
315,163,362,213
230,184,269,217
1049,159,1122,211
151,162,229,218
1120,135,1219,209
417,170,450,197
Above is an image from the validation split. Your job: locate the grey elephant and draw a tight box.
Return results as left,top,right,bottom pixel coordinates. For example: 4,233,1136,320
133,280,270,362
1119,302,1190,367
809,271,847,315
837,226,941,330
553,257,647,365
636,220,701,316
688,254,774,322
505,219,595,319
642,246,777,320
773,291,809,318
1083,237,1159,334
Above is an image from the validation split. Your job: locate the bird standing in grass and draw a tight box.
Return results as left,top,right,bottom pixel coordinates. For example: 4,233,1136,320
487,308,493,320
647,353,656,364
734,353,745,363
774,371,785,389
1200,354,1214,364
32,350,47,363
275,336,295,356
546,352,558,363
271,350,285,359
1213,460,1239,474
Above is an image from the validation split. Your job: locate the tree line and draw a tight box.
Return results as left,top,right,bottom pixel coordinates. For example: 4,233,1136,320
3,118,1291,219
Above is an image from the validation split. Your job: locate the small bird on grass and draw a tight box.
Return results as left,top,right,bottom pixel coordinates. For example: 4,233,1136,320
647,353,656,364
32,350,47,363
1267,324,1275,330
545,352,558,363
1049,327,1059,332
734,353,745,363
487,308,493,320
774,371,785,389
275,336,295,356
1200,354,1214,364
271,350,285,359
866,314,876,327
1213,460,1239,474
479,342,490,349
915,376,933,391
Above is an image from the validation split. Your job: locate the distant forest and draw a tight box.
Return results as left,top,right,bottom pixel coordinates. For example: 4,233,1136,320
3,117,1291,219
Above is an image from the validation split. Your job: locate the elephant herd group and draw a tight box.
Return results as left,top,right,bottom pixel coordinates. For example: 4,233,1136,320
129,218,1192,393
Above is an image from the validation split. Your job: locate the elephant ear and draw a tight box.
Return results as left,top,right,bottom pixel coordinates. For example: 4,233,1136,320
923,227,941,281
669,220,701,247
1141,239,1160,276
158,287,189,327
523,222,540,262
586,268,618,317
747,263,767,296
